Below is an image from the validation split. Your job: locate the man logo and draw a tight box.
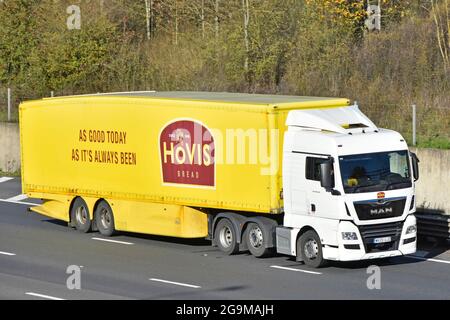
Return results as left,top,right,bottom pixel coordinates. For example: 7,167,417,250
159,119,215,188
370,207,393,215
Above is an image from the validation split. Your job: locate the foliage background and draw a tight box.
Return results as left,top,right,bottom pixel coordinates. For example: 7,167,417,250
0,0,449,148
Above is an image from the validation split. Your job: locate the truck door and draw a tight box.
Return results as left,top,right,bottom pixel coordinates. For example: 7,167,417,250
289,152,308,215
305,156,337,219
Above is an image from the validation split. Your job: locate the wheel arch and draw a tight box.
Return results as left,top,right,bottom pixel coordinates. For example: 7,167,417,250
68,196,93,225
241,216,278,249
91,198,110,231
68,196,101,227
296,225,317,243
294,225,317,260
211,213,278,249
211,212,246,246
68,196,79,226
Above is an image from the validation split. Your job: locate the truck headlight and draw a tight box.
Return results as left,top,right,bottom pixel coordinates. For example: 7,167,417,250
406,225,417,234
342,232,358,240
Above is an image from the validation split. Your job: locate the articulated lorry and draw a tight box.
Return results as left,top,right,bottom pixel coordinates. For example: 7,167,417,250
19,91,419,267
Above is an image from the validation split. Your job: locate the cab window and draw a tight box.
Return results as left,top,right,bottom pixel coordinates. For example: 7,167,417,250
306,157,327,181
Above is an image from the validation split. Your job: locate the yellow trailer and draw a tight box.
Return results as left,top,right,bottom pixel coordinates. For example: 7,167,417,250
20,91,351,258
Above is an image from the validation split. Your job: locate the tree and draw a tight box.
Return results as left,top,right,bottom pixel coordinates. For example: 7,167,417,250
431,0,450,71
0,1,39,88
27,0,119,94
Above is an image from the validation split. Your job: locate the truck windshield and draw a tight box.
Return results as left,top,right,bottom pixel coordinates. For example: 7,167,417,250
339,150,412,194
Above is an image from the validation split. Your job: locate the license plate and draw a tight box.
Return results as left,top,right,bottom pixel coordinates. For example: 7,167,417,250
373,237,391,244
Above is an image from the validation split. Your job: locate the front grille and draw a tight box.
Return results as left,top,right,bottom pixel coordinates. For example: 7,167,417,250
358,221,404,253
354,197,406,220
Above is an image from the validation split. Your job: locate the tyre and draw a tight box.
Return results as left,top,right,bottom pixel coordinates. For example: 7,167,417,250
95,200,116,237
298,230,327,268
70,197,91,233
245,222,274,258
214,219,239,255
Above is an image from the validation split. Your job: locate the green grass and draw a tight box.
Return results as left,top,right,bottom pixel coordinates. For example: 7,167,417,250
415,137,450,149
0,169,21,177
0,109,19,122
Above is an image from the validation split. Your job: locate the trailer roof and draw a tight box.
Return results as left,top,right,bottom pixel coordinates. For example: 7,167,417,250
93,91,336,104
43,91,347,104
25,91,350,111
97,91,344,104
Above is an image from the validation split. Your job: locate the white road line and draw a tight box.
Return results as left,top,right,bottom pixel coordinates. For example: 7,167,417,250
0,251,16,256
270,265,322,275
0,177,13,184
0,199,38,206
25,292,65,300
406,255,450,265
149,278,201,289
5,194,28,202
92,237,134,245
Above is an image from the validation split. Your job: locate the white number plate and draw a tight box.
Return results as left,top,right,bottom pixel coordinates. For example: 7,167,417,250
373,237,392,244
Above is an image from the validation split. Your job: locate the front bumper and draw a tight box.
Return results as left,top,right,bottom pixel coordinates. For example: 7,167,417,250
322,215,417,261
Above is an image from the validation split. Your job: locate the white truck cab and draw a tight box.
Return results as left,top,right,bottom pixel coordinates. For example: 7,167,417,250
277,104,419,267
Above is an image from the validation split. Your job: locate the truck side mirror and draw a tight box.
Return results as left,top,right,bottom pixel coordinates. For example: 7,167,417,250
411,152,419,181
320,160,334,190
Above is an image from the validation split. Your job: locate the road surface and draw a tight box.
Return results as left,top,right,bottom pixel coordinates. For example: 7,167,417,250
0,177,449,300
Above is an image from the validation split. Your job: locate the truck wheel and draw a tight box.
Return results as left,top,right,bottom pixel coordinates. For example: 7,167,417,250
245,222,273,258
71,197,91,233
214,219,239,255
95,201,116,237
298,230,327,268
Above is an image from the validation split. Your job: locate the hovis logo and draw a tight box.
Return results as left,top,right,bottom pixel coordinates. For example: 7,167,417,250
159,119,215,188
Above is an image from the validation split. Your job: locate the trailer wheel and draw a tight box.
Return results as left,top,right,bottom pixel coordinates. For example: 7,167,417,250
95,200,116,237
214,219,239,255
298,230,327,268
71,197,91,233
245,222,273,258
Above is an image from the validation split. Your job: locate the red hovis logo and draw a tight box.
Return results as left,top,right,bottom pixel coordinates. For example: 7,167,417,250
159,119,215,187
377,192,385,199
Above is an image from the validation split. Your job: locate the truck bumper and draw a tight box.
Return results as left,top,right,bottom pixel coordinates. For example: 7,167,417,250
323,215,417,262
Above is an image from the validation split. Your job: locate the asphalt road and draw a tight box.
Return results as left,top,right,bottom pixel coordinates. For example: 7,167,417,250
0,177,449,300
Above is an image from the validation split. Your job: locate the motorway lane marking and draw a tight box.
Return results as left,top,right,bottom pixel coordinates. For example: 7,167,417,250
92,237,134,245
406,255,450,265
5,194,28,202
270,265,322,275
149,278,202,289
0,251,16,256
0,199,39,206
0,177,13,184
25,292,65,300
